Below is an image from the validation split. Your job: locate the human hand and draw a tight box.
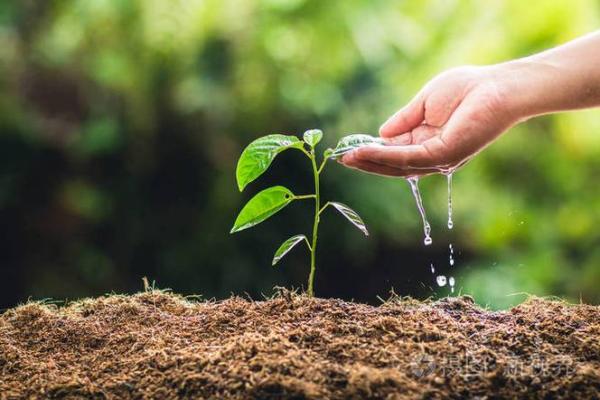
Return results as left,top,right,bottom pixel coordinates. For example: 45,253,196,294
341,66,522,177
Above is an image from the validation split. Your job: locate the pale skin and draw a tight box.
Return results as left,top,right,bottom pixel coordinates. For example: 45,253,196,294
341,31,600,177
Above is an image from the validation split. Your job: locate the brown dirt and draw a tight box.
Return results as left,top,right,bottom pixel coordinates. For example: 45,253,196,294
0,290,599,399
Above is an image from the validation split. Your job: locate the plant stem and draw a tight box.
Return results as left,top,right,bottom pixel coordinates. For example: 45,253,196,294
294,194,317,200
307,150,320,297
318,202,331,216
317,157,328,174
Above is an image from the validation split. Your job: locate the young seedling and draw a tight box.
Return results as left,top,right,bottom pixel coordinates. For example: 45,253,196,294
231,130,383,297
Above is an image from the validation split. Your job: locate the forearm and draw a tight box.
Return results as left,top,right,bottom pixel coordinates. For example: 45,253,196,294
494,31,600,121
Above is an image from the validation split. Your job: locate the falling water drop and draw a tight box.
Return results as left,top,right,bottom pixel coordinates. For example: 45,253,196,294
436,275,447,287
449,276,455,293
407,177,432,246
447,172,454,229
430,263,435,274
449,244,455,266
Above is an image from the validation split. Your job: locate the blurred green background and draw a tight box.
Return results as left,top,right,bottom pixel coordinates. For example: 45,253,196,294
1,0,599,310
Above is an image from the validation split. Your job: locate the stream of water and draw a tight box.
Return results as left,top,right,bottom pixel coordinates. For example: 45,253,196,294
407,172,457,295
447,173,454,229
407,177,432,246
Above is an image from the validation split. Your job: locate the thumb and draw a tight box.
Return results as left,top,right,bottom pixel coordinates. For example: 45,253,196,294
379,92,425,138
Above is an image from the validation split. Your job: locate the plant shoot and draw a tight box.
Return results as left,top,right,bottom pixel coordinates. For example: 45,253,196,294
231,130,382,296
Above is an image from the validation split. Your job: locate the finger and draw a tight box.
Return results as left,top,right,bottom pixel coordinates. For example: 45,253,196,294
379,92,425,138
382,124,438,147
351,142,445,169
342,159,406,177
384,132,413,145
342,155,439,178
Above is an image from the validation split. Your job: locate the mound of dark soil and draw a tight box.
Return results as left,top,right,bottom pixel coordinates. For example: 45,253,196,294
1,291,599,399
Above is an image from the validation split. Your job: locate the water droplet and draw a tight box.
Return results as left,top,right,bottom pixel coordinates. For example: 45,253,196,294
423,234,432,246
449,258,455,266
449,276,455,293
430,263,435,274
407,177,432,246
446,173,454,229
436,275,447,287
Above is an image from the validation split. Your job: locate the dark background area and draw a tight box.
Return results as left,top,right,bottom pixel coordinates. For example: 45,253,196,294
1,0,599,310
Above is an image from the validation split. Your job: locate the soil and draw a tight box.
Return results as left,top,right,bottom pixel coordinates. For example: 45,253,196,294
1,290,599,399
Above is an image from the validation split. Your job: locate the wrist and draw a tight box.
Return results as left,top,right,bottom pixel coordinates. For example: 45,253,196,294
489,54,597,122
488,59,563,122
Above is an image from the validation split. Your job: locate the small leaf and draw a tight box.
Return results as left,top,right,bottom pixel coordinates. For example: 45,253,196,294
303,129,323,147
236,134,304,191
272,234,308,266
329,134,384,159
231,186,295,233
329,202,369,236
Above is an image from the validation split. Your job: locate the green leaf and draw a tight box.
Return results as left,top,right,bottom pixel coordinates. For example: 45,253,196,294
231,186,295,233
327,134,384,159
272,234,308,266
303,129,323,147
329,202,369,236
236,134,304,191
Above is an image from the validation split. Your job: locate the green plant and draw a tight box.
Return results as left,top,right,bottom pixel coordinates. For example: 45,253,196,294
231,130,382,296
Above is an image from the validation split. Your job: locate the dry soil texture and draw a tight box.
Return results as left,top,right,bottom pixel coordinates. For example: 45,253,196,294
1,291,599,399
